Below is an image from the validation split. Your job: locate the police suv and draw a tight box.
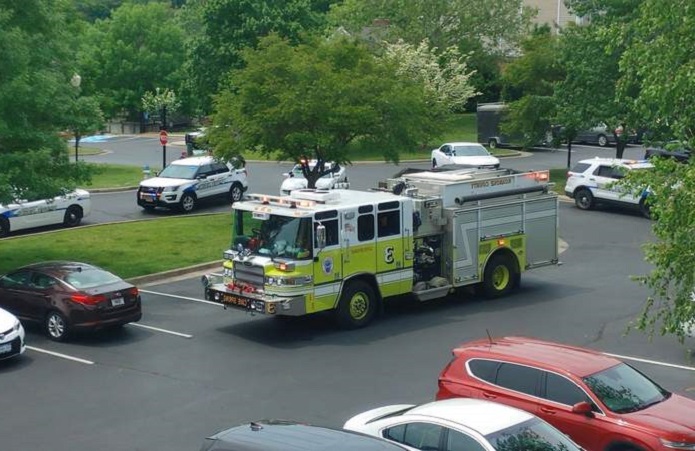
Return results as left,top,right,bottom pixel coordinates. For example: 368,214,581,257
0,189,91,238
565,157,653,217
137,156,248,213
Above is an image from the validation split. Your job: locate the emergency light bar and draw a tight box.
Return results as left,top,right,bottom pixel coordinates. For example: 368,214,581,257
245,193,319,209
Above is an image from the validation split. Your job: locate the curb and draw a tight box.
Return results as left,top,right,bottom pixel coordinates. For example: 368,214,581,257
126,260,223,287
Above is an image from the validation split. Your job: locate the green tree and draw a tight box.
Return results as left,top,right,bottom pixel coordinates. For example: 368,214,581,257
182,0,331,114
78,2,186,121
210,34,446,188
0,0,94,204
65,94,105,163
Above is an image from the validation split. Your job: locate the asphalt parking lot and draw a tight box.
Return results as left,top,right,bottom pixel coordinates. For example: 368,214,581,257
1,202,694,451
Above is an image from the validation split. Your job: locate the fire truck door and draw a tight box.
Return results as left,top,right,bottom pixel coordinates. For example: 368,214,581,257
340,207,377,277
313,213,342,287
376,202,405,297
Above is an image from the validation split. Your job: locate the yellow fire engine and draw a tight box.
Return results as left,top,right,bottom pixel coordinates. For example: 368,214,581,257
203,167,559,328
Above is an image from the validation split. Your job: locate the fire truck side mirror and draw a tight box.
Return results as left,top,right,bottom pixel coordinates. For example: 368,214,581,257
315,224,327,251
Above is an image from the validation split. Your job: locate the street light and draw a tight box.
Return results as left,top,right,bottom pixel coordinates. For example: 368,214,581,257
71,73,82,163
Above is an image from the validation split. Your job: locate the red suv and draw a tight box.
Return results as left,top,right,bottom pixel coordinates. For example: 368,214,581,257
436,336,695,451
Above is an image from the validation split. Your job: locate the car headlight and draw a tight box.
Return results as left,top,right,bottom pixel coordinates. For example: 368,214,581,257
169,185,180,192
660,439,695,450
13,319,21,332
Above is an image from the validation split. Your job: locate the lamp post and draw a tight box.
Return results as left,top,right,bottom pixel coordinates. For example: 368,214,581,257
71,73,82,163
161,104,167,169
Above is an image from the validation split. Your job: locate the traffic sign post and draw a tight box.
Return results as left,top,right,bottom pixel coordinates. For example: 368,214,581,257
160,130,168,169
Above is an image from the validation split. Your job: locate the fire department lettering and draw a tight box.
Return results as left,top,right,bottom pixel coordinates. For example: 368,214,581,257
471,177,512,189
384,246,395,264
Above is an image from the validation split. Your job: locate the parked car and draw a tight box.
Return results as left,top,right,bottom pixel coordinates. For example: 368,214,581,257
565,157,654,217
431,142,500,169
644,141,692,163
200,420,408,451
280,160,350,195
344,398,583,451
0,261,142,341
0,307,26,361
137,155,248,212
0,188,91,238
436,336,695,451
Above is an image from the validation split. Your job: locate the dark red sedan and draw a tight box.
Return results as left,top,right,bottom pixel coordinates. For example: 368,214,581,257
0,261,142,341
436,336,695,451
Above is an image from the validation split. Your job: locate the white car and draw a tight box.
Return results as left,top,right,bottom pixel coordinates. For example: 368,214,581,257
279,160,349,195
0,189,91,238
344,398,583,451
0,307,26,361
565,157,653,217
431,142,500,169
137,156,248,212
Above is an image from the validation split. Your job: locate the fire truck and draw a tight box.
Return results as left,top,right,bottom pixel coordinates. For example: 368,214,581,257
202,167,559,328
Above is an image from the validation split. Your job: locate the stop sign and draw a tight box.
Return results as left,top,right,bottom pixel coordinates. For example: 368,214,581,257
159,130,168,145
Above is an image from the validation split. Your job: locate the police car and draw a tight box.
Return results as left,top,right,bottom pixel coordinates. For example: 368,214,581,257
279,160,349,195
137,156,248,212
0,189,91,238
565,157,653,217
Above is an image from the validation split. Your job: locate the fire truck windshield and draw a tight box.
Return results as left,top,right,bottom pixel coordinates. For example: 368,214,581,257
233,210,312,260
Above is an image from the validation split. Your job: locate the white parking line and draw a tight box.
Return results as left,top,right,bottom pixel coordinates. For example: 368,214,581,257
603,352,695,372
26,346,95,365
140,289,222,307
129,323,193,338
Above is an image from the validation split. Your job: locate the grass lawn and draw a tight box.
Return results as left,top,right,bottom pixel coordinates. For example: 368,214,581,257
0,214,232,279
549,168,568,194
82,164,145,189
65,145,103,157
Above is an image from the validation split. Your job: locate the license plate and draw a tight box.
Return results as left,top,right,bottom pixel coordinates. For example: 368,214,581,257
221,293,249,308
111,297,125,306
0,343,11,354
140,193,155,201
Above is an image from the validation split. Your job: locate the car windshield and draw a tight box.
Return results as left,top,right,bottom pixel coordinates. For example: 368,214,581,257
583,363,670,413
453,145,490,157
158,164,198,179
232,210,313,260
485,418,580,451
64,268,122,289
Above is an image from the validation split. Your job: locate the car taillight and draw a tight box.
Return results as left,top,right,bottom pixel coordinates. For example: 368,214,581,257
71,293,107,305
128,287,139,297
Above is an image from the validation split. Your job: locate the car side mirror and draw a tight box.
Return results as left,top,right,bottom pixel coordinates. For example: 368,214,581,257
572,401,593,416
282,172,291,178
315,224,326,251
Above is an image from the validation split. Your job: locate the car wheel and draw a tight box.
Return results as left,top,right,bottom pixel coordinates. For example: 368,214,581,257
432,158,438,168
639,199,651,219
574,188,595,210
63,205,83,227
179,193,196,213
0,217,9,238
229,183,243,204
45,311,69,342
597,134,608,147
488,138,498,149
481,253,518,298
336,280,378,329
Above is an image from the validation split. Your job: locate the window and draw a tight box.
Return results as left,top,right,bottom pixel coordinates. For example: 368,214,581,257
315,219,339,247
383,424,406,442
403,423,443,451
544,373,589,406
468,359,501,383
197,164,214,177
594,166,614,177
377,210,400,238
0,271,32,288
211,162,229,174
358,214,375,241
495,363,541,396
32,273,57,290
570,163,591,174
446,429,487,451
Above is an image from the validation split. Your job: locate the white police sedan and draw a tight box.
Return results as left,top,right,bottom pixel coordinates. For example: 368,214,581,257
279,160,349,195
0,189,91,238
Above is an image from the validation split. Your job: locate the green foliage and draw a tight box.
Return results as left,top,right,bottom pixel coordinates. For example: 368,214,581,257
619,158,695,341
77,2,186,120
183,0,330,114
210,34,446,187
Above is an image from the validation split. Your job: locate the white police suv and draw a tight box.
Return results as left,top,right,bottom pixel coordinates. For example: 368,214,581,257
137,156,248,213
0,189,91,238
565,157,653,217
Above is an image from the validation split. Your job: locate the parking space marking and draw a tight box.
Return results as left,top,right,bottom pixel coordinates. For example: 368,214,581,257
26,346,95,365
129,323,193,338
140,289,222,307
603,352,695,372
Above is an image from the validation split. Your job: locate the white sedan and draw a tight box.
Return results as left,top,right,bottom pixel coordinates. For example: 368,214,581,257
280,160,349,195
0,307,25,361
0,189,91,238
344,398,583,451
431,142,500,169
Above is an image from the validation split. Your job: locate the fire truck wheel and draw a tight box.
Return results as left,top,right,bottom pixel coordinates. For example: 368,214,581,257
336,280,377,329
481,253,518,298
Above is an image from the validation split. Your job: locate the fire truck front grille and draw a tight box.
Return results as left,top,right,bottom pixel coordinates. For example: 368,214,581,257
233,262,265,288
